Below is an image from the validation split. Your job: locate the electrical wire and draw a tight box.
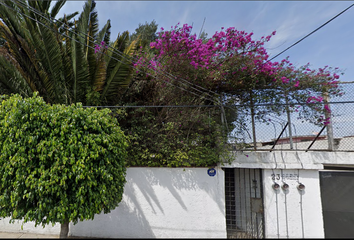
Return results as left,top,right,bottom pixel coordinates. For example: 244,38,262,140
68,99,354,109
2,0,223,106
275,186,280,239
82,104,218,108
297,169,305,238
10,0,222,104
13,0,234,130
272,168,280,238
280,169,289,239
1,0,233,136
3,0,353,134
271,167,280,238
268,3,354,61
223,100,354,108
5,1,352,108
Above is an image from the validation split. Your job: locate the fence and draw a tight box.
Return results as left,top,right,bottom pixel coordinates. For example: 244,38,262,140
90,81,354,157
228,81,354,152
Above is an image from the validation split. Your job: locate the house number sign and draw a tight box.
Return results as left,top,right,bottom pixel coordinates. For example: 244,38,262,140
207,168,216,177
271,173,298,180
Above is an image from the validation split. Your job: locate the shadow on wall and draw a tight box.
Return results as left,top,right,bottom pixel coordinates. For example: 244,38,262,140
69,167,225,238
125,167,225,218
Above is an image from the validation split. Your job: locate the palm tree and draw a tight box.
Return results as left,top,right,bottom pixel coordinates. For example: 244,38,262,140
0,0,138,106
0,0,139,238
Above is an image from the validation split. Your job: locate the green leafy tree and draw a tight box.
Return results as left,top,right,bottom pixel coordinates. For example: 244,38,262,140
130,20,158,48
0,0,139,106
0,93,128,238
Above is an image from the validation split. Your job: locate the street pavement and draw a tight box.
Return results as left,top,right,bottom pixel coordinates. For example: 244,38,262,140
0,231,98,238
0,232,59,238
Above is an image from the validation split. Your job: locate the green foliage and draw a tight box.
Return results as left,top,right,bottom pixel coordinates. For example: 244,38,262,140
0,0,139,106
116,107,226,168
0,93,128,227
130,20,158,48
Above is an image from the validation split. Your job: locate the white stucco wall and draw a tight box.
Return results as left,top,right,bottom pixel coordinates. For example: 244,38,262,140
221,150,352,239
69,167,226,238
263,169,324,238
1,167,226,238
3,150,354,238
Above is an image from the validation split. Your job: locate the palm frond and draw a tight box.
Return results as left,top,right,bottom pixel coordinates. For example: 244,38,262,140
0,21,39,94
0,2,28,41
92,54,106,92
70,31,90,104
0,54,32,97
26,15,66,103
97,19,111,45
86,2,99,86
75,0,94,53
50,0,67,18
100,31,138,104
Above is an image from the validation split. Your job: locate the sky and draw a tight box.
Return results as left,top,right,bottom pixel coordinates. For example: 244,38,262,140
55,0,354,141
56,0,354,83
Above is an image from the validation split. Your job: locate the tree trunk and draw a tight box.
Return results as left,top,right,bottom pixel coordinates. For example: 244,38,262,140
60,221,69,238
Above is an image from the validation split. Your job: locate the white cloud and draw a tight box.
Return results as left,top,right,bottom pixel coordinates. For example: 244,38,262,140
52,1,354,82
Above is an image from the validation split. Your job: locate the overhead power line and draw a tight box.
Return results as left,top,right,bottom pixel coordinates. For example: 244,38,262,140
269,3,354,61
81,100,354,109
20,0,222,102
1,0,232,130
2,0,222,105
3,1,351,111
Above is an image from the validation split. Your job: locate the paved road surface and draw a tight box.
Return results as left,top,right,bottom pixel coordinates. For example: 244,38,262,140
0,231,99,238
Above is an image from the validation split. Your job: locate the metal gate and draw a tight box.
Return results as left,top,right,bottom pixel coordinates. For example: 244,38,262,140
224,168,264,238
320,168,354,238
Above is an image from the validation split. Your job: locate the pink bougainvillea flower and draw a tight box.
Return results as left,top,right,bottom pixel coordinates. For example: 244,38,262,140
131,22,343,125
324,105,331,113
94,44,100,53
281,77,289,84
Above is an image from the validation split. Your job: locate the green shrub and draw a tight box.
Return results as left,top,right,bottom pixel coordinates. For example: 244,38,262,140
0,93,128,229
116,107,225,167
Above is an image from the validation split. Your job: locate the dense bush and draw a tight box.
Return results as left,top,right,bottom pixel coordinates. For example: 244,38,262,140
0,93,128,233
116,106,225,167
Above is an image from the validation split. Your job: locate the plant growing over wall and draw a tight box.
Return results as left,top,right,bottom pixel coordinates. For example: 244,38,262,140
0,93,128,238
131,23,345,153
116,106,224,167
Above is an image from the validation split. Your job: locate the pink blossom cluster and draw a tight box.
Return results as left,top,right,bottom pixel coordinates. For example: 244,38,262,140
148,23,277,74
142,23,342,94
94,41,108,54
270,60,342,91
306,96,323,103
132,23,344,126
318,116,331,125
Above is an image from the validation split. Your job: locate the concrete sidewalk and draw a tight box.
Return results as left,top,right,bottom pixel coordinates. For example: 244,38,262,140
0,232,59,238
0,231,97,238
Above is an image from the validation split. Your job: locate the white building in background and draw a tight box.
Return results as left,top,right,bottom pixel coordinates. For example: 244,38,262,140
1,137,354,238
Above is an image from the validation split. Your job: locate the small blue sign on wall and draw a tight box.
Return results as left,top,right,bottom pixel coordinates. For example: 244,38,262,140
207,168,216,177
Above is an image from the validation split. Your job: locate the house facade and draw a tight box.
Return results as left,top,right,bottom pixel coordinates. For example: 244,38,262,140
2,140,354,238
